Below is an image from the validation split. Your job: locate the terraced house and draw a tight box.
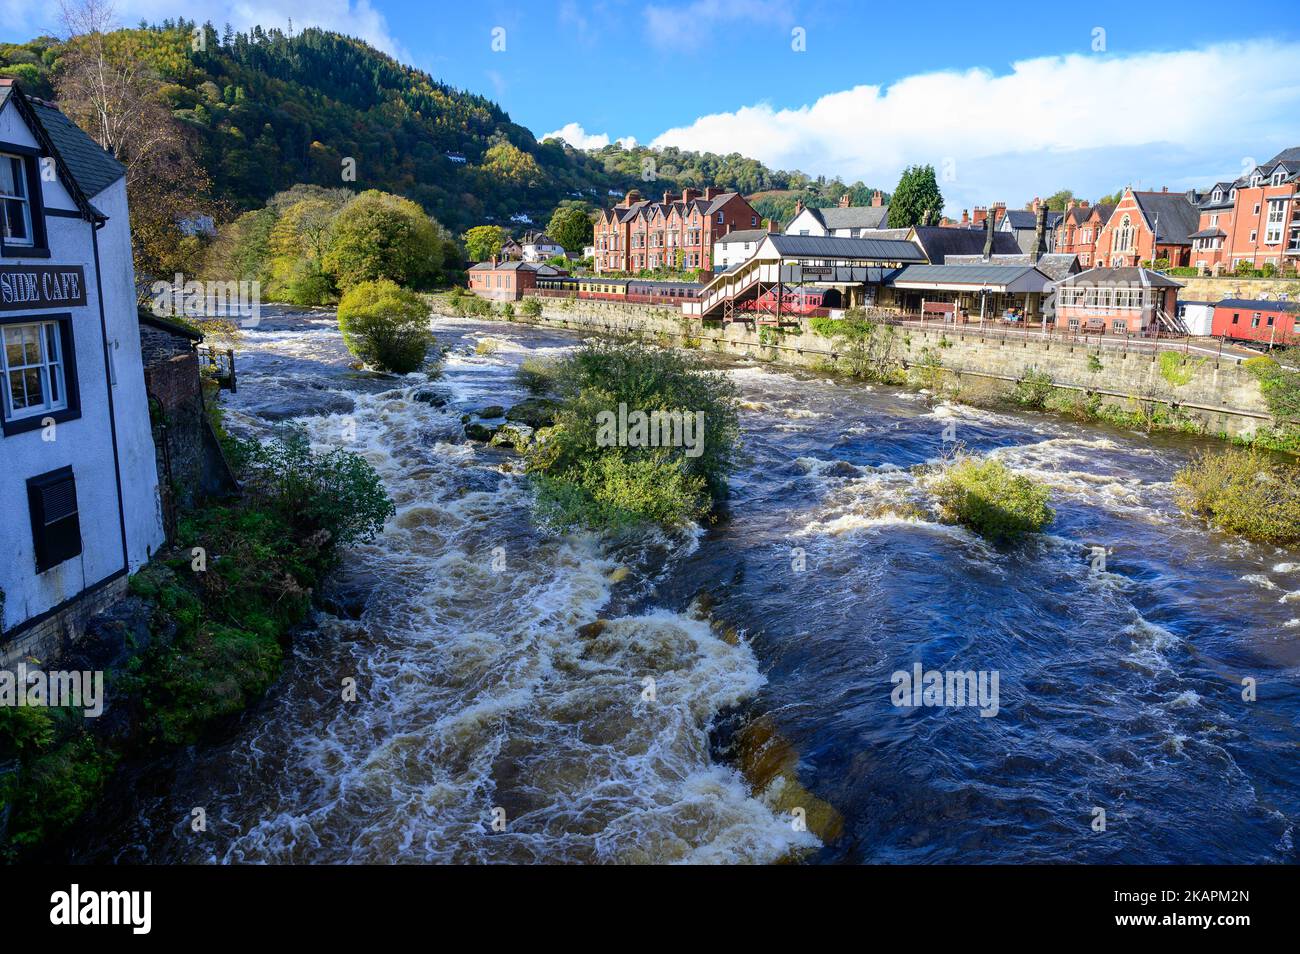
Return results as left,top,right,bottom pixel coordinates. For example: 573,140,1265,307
1189,148,1300,273
0,79,164,665
593,187,761,274
1053,200,1115,268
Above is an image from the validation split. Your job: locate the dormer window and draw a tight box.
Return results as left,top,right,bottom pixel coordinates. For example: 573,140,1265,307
1272,170,1286,186
1251,173,1262,187
1212,189,1222,203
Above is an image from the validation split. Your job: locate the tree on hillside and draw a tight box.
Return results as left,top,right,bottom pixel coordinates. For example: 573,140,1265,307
546,203,593,252
54,0,215,284
887,165,944,229
463,225,507,263
323,190,443,291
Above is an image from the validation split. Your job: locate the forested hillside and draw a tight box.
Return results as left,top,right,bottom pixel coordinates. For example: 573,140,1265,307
0,21,885,237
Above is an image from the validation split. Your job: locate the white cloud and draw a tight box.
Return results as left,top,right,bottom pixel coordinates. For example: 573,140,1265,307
1,0,405,61
645,0,793,50
541,122,637,150
649,40,1300,213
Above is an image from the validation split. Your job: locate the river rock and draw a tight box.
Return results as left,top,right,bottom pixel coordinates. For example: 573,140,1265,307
319,566,382,620
256,387,356,421
464,421,499,442
506,397,561,429
490,422,534,451
413,388,449,407
476,405,506,419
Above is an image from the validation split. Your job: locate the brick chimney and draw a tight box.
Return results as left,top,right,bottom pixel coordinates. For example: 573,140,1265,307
1066,199,1076,211
681,187,698,204
982,208,996,261
1031,196,1042,213
704,186,719,200
767,217,779,233
794,198,804,215
662,190,672,205
1079,199,1089,208
871,190,884,207
838,193,851,208
972,206,988,228
960,209,970,227
623,189,641,208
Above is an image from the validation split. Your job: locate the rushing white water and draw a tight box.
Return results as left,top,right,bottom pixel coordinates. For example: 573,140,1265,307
116,311,816,864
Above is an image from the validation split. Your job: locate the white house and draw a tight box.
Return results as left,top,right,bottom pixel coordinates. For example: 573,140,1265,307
519,230,565,263
0,80,164,664
712,228,771,270
785,193,890,238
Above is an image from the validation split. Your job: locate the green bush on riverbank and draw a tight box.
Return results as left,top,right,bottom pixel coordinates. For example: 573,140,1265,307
930,456,1055,543
337,279,435,373
0,426,394,858
524,342,740,530
1174,448,1300,545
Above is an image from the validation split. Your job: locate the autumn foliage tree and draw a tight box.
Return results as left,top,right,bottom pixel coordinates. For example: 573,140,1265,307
53,0,216,287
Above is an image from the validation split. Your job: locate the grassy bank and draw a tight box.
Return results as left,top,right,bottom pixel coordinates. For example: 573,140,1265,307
0,426,393,859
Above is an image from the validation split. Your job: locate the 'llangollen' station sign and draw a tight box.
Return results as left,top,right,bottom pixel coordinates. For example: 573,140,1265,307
0,264,87,311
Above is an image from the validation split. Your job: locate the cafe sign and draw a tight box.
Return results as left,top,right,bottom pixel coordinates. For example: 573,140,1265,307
0,264,87,312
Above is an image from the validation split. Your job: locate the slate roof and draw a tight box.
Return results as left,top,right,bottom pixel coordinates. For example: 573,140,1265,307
886,263,1052,290
909,226,1021,263
1131,192,1201,246
945,252,1080,282
28,100,126,199
1216,298,1299,312
1188,227,1226,239
715,228,770,245
762,233,927,262
468,261,561,273
1056,266,1183,288
814,205,891,231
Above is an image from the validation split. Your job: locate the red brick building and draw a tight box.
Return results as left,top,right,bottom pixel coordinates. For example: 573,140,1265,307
1189,148,1300,274
1053,200,1115,268
1211,298,1299,345
467,261,562,301
1052,266,1183,336
1091,188,1200,268
593,187,761,275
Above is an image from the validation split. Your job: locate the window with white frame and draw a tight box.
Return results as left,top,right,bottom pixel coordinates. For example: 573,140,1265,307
1265,199,1285,244
0,153,35,247
1,320,67,422
1114,215,1134,252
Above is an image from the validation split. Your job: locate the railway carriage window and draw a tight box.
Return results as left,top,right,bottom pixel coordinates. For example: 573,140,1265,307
1232,314,1239,324
1252,314,1261,328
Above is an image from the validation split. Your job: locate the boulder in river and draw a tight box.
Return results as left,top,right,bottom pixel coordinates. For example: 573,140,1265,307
256,387,356,421
319,565,382,620
464,421,499,442
490,422,534,451
413,389,449,407
506,397,561,429
476,405,506,419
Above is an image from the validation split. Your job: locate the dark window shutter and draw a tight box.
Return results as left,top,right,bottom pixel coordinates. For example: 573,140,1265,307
27,466,81,573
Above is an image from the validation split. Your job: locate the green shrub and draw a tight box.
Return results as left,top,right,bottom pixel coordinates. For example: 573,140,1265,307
930,456,1054,543
1246,351,1300,421
1087,353,1104,373
1159,351,1203,386
281,258,336,306
516,356,560,394
1174,448,1300,544
337,278,434,373
520,298,542,318
239,424,396,550
524,342,740,529
1011,367,1054,409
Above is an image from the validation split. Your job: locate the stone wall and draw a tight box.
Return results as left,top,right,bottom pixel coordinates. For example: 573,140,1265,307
1177,275,1300,302
0,573,128,669
435,297,1281,439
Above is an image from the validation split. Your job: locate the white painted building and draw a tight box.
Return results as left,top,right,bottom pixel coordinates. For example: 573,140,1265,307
519,230,565,263
712,228,770,270
785,194,891,238
0,80,164,659
1176,300,1216,336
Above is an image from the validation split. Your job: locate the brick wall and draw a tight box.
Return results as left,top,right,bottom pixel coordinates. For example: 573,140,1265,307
0,573,128,669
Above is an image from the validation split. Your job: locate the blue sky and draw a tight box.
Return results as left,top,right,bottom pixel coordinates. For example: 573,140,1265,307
4,0,1299,213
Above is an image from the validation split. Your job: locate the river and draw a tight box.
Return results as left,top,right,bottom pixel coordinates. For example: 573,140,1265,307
68,307,1299,864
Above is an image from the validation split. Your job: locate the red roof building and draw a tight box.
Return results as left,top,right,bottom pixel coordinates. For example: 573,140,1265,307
593,187,760,275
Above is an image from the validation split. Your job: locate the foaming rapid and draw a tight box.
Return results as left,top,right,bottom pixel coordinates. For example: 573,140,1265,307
68,310,1300,865
70,310,811,864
